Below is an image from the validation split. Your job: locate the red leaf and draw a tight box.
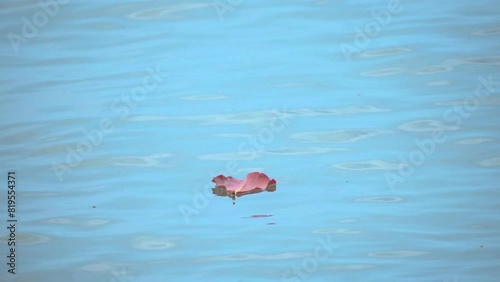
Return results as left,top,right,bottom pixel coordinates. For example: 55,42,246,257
212,172,276,196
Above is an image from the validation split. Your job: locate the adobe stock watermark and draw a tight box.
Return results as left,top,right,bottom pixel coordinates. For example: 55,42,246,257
340,0,404,61
386,74,497,191
7,0,69,54
178,108,290,224
213,0,242,20
281,235,336,282
51,66,167,182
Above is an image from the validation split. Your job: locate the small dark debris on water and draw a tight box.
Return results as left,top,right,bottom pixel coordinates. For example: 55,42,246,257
242,215,273,219
267,223,276,225
92,206,96,208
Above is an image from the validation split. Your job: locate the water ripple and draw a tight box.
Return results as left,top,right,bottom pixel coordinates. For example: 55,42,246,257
44,218,74,225
355,196,403,202
435,96,500,106
43,217,110,228
291,129,392,143
326,264,375,271
333,160,400,170
128,3,212,20
445,55,500,66
398,120,459,132
472,27,500,36
359,47,412,58
455,138,494,145
0,233,50,245
112,153,175,167
264,147,347,155
199,152,258,161
286,106,391,116
213,133,253,138
182,95,229,101
478,157,500,167
63,153,177,168
368,250,428,258
360,67,406,77
130,236,177,250
129,106,391,125
415,65,453,75
313,228,361,234
425,80,452,86
203,252,311,261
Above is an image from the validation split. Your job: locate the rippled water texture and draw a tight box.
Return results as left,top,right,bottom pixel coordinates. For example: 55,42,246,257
1,0,499,281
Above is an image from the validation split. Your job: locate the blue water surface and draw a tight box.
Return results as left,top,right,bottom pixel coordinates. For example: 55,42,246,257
0,0,499,281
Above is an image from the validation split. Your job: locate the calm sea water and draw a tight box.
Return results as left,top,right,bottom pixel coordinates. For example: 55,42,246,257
1,1,499,281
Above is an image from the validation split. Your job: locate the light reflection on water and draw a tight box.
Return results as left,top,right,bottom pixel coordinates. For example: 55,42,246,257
1,0,499,281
